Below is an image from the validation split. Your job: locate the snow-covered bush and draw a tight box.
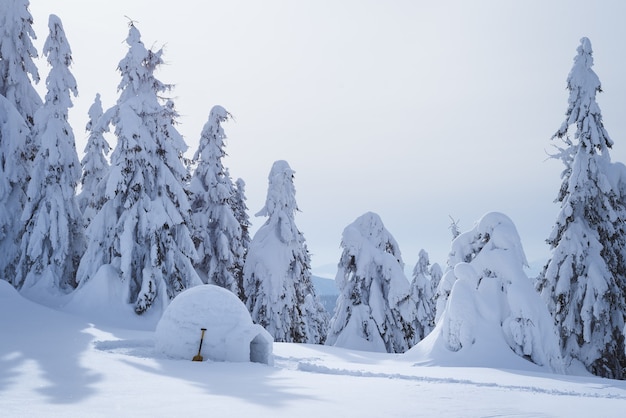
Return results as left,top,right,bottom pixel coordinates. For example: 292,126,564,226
155,285,273,365
410,212,563,372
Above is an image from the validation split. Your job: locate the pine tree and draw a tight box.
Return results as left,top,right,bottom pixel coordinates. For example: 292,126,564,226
429,261,443,303
243,160,328,343
78,93,110,226
407,249,436,344
537,38,626,379
76,23,201,315
0,0,41,285
448,216,461,240
0,0,42,128
232,178,251,300
189,106,245,295
434,217,462,322
0,94,29,285
326,212,413,353
16,15,84,299
537,37,626,379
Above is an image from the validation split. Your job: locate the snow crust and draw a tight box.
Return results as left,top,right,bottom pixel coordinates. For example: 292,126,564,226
155,285,273,365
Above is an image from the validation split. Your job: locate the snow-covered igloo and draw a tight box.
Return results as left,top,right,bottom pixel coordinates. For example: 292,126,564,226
155,285,273,365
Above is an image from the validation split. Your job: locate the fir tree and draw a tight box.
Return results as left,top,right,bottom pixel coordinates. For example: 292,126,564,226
78,93,110,226
326,212,413,353
0,0,41,285
0,94,29,285
429,261,443,303
0,0,42,128
232,178,251,300
77,23,201,315
448,216,461,240
537,37,626,379
407,249,436,344
189,106,245,295
244,160,329,343
16,15,84,299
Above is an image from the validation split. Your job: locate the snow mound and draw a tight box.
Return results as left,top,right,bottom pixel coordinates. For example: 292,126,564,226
64,264,162,330
0,279,20,303
408,212,563,373
155,285,274,365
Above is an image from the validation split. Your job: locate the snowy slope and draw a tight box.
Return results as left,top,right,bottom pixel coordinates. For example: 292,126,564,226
1,280,626,417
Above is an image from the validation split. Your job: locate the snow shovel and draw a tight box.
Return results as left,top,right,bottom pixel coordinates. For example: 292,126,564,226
192,328,207,362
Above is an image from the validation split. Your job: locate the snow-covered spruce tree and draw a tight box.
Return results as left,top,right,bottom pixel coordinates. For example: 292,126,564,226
0,0,42,286
78,93,110,226
407,249,436,344
448,216,461,240
243,160,328,343
0,94,29,285
326,212,413,353
232,178,251,300
0,0,42,128
429,261,443,305
189,106,245,295
424,212,563,371
536,37,626,379
76,23,201,315
15,15,84,299
434,217,462,322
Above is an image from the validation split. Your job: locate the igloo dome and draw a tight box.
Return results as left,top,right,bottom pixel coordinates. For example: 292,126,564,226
155,285,273,365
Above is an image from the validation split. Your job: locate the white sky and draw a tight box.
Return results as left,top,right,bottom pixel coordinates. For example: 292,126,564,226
27,0,626,270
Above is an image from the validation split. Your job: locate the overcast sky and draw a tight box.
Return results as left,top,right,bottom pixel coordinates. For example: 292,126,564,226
27,0,626,272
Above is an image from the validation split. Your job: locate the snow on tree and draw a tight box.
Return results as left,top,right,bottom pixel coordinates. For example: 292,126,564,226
429,261,443,302
536,37,626,379
189,106,245,295
448,215,461,240
78,93,110,227
243,160,328,343
0,94,29,285
416,212,563,371
434,217,463,322
0,0,42,128
326,211,413,353
76,23,201,315
15,15,84,301
232,178,251,300
0,0,41,286
407,249,436,344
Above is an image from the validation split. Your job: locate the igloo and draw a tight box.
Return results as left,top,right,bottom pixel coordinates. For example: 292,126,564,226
155,285,274,365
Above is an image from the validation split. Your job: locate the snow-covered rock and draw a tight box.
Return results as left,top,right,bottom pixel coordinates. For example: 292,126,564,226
155,285,273,365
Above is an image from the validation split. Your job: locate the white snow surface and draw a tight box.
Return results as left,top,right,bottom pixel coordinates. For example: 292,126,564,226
2,275,626,417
